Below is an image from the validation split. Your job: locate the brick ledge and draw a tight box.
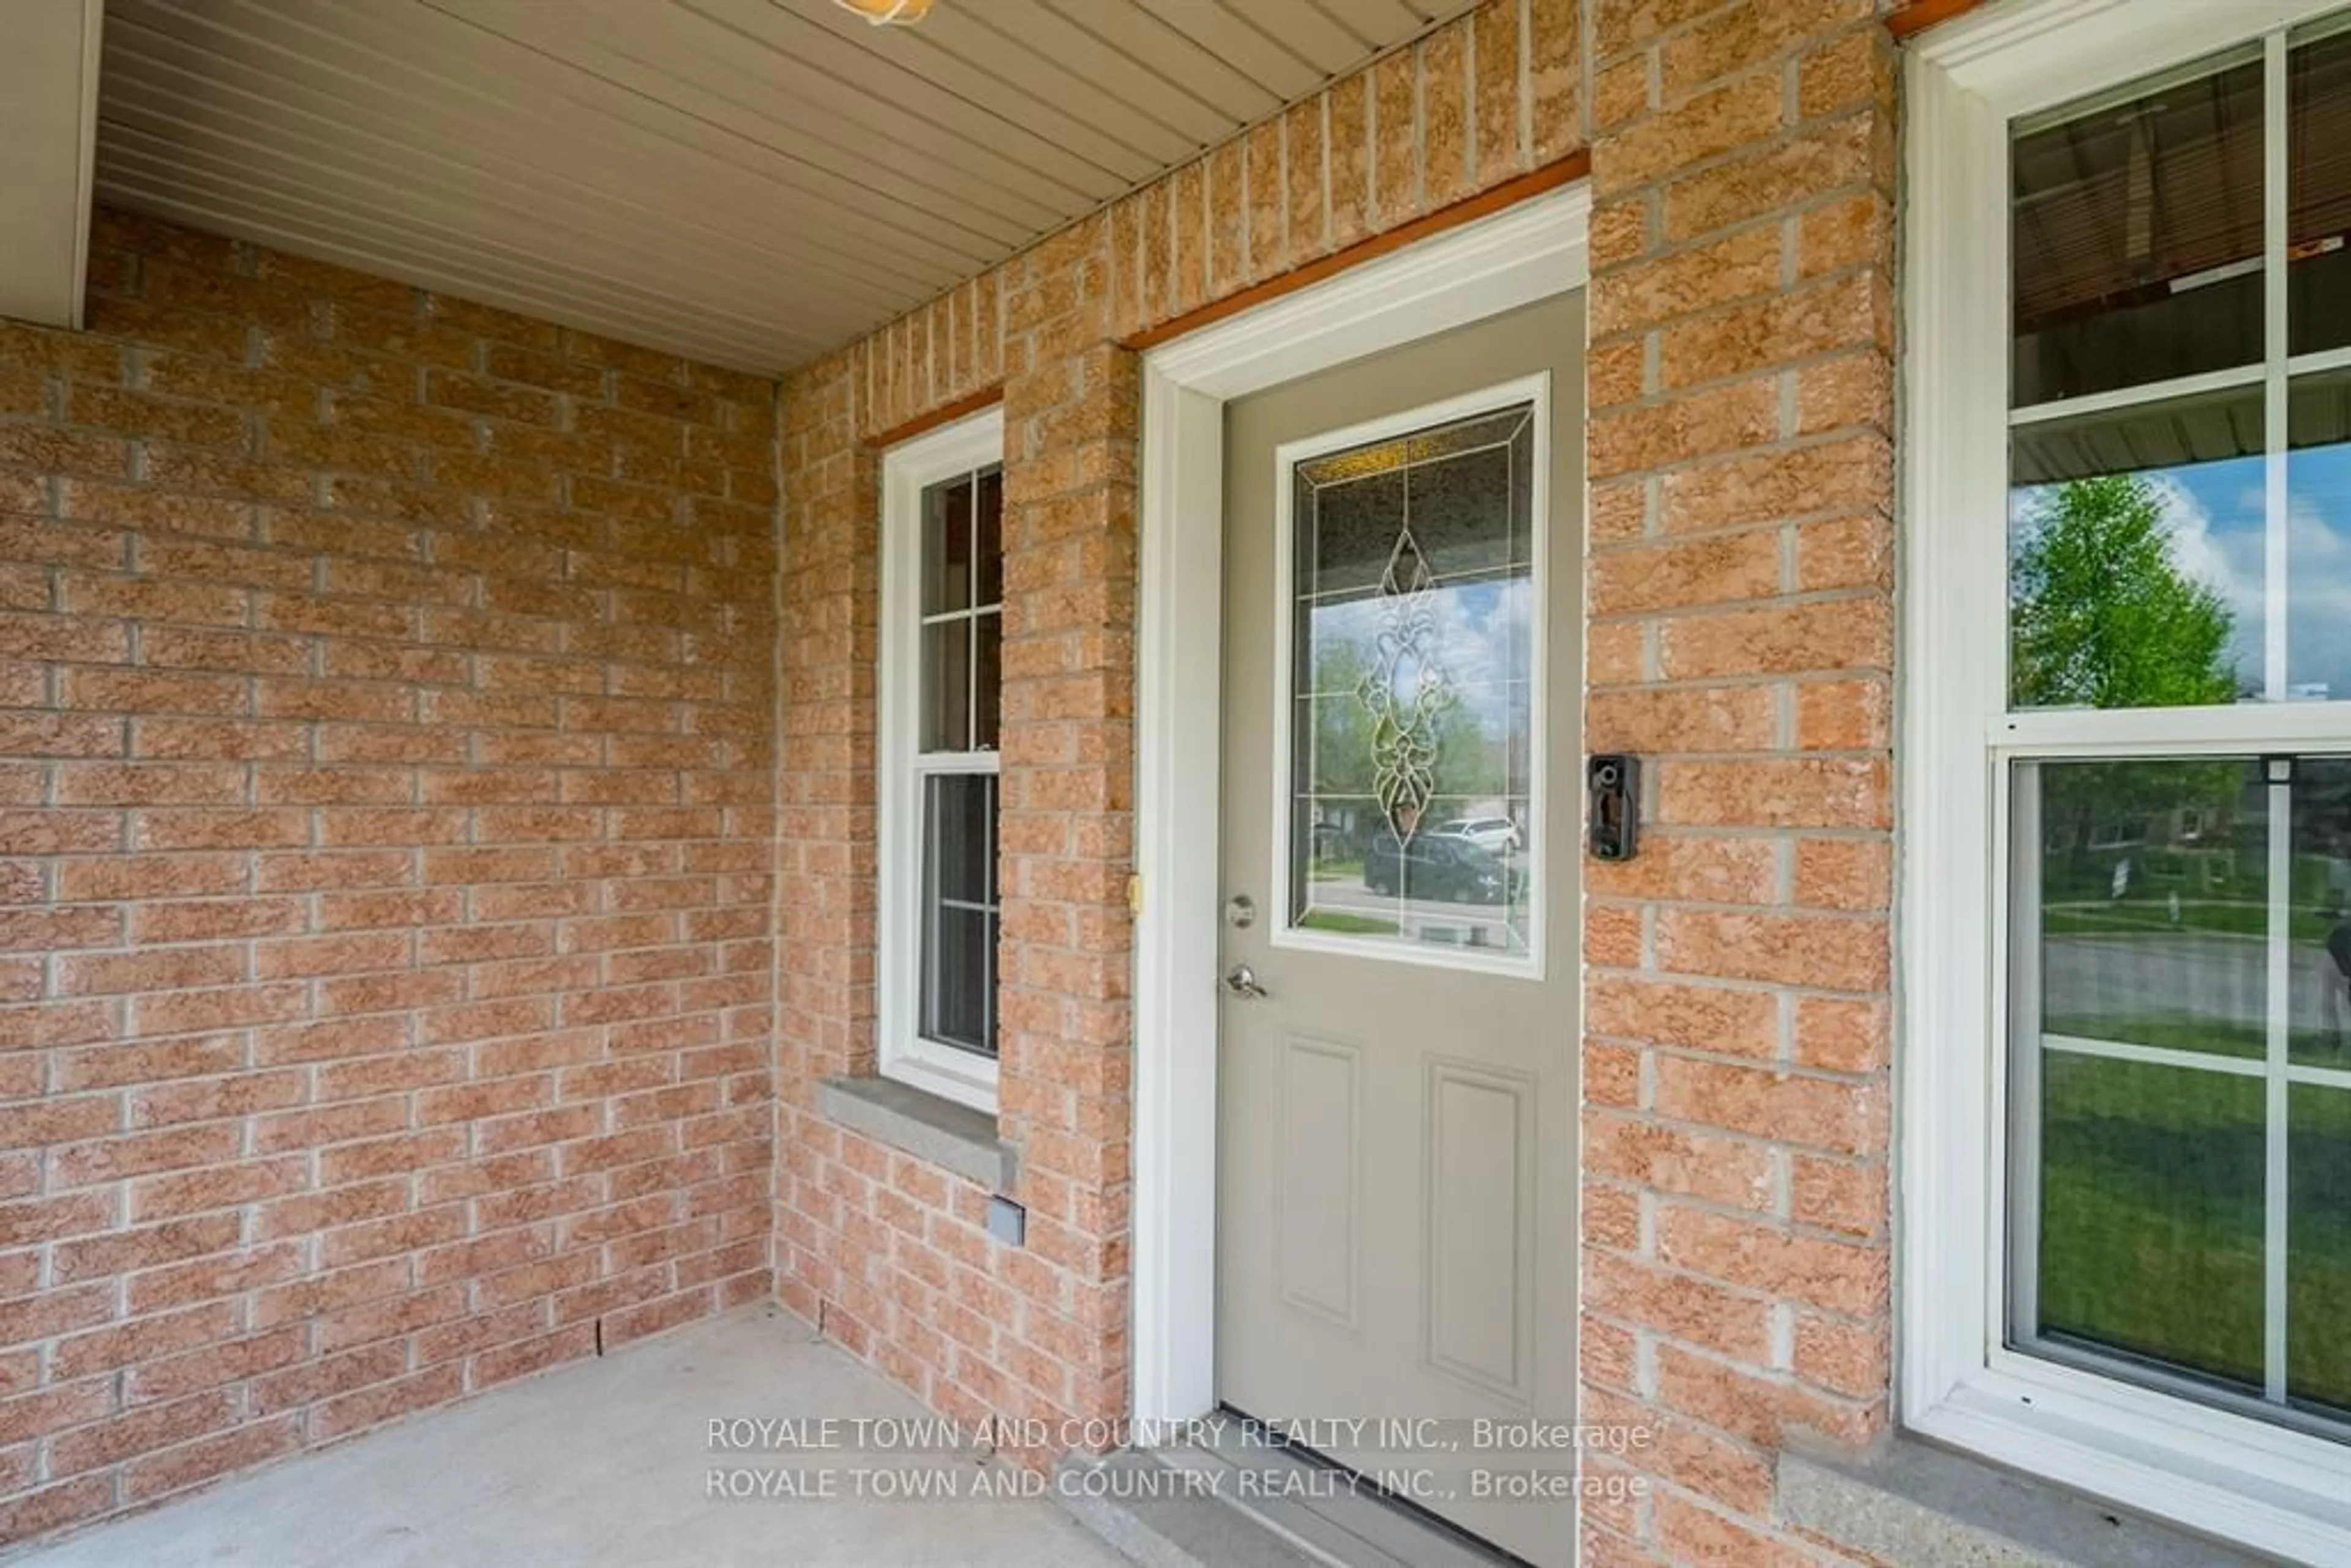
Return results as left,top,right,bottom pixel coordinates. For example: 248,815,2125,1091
814,1076,1015,1193
1778,1434,2270,1567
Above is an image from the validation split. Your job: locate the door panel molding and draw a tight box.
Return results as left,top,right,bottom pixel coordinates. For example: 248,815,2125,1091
1131,181,1589,1431
1422,1054,1538,1406
1275,1032,1362,1329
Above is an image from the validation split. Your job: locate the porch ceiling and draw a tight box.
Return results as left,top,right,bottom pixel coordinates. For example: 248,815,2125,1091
91,0,1474,377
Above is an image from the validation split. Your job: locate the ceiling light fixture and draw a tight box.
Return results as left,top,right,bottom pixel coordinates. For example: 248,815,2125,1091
834,0,934,23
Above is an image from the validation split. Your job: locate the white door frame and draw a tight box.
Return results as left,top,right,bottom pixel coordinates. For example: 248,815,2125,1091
1130,183,1592,1428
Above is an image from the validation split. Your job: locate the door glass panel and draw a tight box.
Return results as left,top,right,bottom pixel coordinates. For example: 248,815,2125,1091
2011,46,2263,408
2009,384,2263,708
1287,402,1537,961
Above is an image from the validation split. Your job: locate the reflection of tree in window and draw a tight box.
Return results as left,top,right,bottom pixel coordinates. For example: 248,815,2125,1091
2011,473,2241,708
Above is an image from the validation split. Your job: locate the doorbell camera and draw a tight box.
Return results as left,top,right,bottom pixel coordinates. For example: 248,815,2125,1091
1587,754,1640,861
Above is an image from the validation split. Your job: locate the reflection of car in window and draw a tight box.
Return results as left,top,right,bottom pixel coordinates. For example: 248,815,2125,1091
1430,816,1521,854
1364,828,1516,903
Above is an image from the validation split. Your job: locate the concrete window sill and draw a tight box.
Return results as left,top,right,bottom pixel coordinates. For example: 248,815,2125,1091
1778,1435,2267,1567
814,1075,1016,1194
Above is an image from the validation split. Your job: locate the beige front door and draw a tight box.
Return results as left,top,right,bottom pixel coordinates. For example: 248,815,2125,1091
1215,292,1584,1566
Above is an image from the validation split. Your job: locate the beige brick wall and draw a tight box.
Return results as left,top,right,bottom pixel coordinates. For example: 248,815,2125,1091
776,0,1588,1468
0,211,777,1543
0,0,1914,1552
1579,2,1897,1559
781,0,1905,1561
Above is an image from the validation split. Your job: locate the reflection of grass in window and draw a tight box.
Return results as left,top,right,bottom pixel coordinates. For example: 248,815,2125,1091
2034,1053,2351,1424
2038,1054,2264,1387
1310,856,1363,883
1297,909,1398,936
2290,1086,2351,1414
2041,1010,2348,1065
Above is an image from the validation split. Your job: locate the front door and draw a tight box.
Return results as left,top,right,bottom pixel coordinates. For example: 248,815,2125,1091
1215,291,1584,1566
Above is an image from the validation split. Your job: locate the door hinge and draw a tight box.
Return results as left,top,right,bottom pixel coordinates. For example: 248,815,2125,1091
1125,874,1143,916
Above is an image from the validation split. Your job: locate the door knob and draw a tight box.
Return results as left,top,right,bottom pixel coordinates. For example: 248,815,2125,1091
1223,963,1270,1000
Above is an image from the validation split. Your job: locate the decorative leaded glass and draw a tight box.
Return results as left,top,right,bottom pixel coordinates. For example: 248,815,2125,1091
1287,402,1537,959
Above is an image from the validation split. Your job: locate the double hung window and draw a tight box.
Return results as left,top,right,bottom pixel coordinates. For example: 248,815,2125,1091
879,413,1004,1111
1908,5,2351,1556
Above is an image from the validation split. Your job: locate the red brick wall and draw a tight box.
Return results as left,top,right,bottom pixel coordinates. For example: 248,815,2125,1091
0,211,777,1542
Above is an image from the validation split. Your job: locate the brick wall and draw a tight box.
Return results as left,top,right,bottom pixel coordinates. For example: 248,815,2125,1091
780,1,1905,1564
1578,2,1897,1561
776,0,1586,1475
0,210,778,1542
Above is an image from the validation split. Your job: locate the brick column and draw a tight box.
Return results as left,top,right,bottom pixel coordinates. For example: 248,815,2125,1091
775,350,878,1088
772,350,879,1323
1579,4,1899,1561
994,217,1139,1439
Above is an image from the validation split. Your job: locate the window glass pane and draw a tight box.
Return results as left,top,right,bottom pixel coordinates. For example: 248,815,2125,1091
2035,1051,2267,1390
2286,369,2351,700
2015,755,2351,1442
2290,758,2351,1068
1288,403,1535,959
975,466,1004,608
2035,759,2268,1061
973,610,1000,751
920,620,970,752
2289,1084,2351,1417
928,773,992,906
921,774,996,1059
923,906,991,1054
2289,24,2351,355
923,475,973,616
2009,385,2262,708
2011,48,2263,407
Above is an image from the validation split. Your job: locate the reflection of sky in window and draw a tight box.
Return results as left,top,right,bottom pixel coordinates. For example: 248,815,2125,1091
2011,442,2351,703
1305,577,1532,721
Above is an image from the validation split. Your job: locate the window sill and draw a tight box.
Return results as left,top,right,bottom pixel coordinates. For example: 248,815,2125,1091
815,1075,1016,1193
1779,1432,2268,1568
1895,1367,2351,1563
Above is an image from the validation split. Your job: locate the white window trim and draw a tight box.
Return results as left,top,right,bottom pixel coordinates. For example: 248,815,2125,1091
878,407,1005,1114
1903,2,2351,1559
1267,373,1552,980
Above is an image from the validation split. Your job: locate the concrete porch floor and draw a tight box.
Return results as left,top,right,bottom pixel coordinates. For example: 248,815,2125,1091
12,1307,1125,1568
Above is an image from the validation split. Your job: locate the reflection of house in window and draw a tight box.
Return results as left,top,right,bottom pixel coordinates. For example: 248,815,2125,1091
2177,808,2207,841
2008,37,2351,403
2088,819,2148,850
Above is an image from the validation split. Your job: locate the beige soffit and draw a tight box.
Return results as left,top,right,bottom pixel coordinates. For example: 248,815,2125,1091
92,0,1475,375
